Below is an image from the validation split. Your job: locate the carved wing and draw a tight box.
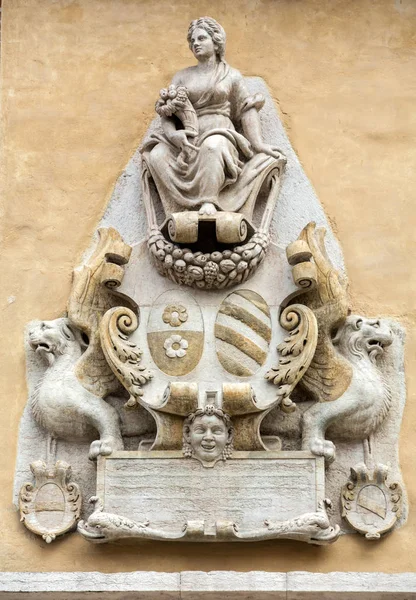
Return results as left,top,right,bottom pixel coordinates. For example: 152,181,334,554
67,227,134,398
288,223,352,403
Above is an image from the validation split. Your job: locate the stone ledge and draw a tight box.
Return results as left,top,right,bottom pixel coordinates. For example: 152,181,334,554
0,571,415,598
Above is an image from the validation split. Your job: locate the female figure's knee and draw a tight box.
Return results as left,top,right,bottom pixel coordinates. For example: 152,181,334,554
201,135,226,155
149,143,169,167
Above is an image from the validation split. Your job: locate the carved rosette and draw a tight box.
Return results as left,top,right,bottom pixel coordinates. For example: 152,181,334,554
100,307,153,408
19,461,81,543
342,463,403,539
265,304,318,412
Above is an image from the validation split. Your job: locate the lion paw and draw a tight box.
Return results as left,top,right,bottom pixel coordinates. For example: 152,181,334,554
89,436,124,461
309,439,336,464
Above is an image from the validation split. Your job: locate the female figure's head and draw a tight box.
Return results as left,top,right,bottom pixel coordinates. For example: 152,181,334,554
183,404,233,467
187,17,226,62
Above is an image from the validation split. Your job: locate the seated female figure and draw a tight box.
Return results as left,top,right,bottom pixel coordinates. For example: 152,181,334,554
142,17,285,221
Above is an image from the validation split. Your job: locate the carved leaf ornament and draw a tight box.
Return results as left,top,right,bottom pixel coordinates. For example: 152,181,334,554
19,9,405,550
100,307,153,408
265,304,318,412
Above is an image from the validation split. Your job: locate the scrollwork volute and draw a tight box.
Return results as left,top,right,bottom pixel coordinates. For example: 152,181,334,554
67,227,134,398
265,304,318,413
100,307,153,409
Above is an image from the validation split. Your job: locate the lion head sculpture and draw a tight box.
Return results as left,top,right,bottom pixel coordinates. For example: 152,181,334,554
333,315,393,364
28,318,87,366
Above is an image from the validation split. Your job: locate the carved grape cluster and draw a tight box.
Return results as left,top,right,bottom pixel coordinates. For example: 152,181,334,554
148,229,269,289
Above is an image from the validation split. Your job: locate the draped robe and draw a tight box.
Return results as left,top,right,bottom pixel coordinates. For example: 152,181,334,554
142,62,279,218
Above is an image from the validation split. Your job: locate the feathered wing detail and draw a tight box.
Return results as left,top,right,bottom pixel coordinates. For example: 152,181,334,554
293,223,352,403
67,227,134,398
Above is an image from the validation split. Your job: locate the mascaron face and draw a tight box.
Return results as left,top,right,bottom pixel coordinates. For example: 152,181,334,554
187,414,230,464
190,27,216,61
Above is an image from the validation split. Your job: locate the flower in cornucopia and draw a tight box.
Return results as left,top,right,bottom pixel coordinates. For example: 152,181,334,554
162,304,188,328
155,85,189,117
164,335,188,358
154,85,198,135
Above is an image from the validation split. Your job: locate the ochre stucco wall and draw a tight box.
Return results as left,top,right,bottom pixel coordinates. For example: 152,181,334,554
1,0,415,573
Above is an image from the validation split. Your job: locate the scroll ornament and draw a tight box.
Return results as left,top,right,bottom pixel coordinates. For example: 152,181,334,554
100,307,153,409
67,227,133,398
78,495,339,545
278,223,394,466
26,228,140,461
265,304,318,413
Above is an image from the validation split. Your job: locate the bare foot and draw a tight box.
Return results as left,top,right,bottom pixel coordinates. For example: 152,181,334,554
199,202,217,216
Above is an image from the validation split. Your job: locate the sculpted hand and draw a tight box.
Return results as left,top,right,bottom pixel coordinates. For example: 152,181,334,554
251,142,285,161
170,130,199,152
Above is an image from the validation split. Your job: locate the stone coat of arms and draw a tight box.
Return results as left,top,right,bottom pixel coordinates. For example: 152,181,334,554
15,17,406,546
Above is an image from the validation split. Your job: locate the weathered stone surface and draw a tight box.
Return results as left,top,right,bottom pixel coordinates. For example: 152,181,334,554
27,317,124,461
1,571,416,598
101,78,345,272
287,571,416,599
14,77,408,541
19,460,81,543
76,451,336,543
341,463,403,539
140,18,286,289
0,571,180,599
101,452,323,527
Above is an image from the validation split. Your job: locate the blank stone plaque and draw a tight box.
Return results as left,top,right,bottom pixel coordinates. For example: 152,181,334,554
97,451,325,535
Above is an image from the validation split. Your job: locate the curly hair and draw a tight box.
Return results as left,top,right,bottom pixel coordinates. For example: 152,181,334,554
187,17,226,61
182,404,234,461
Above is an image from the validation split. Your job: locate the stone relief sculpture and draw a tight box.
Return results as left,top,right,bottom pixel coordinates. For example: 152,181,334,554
28,318,124,460
15,16,406,547
342,463,402,539
142,17,286,288
283,224,394,464
78,495,339,544
19,461,81,543
182,404,234,467
302,315,393,462
26,228,152,460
